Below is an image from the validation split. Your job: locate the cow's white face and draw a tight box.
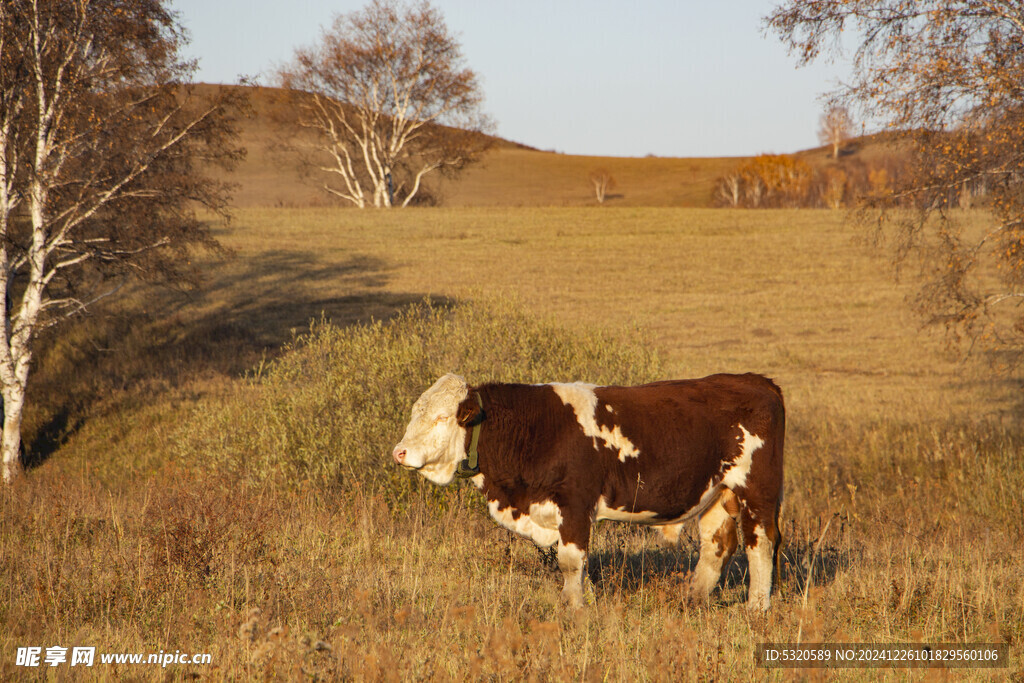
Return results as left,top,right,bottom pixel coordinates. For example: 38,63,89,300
392,374,469,485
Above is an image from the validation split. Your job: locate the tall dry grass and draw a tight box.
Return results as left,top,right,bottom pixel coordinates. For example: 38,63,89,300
3,420,1020,679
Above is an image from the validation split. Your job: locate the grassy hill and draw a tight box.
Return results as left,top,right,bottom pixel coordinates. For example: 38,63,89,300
226,84,893,209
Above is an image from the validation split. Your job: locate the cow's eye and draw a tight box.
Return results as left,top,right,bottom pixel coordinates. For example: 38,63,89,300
433,415,447,425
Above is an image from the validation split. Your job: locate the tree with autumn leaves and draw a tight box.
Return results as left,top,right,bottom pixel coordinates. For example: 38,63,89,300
276,0,491,208
0,0,244,483
713,154,814,208
767,0,1024,366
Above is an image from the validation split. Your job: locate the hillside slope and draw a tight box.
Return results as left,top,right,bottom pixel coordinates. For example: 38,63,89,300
220,84,895,209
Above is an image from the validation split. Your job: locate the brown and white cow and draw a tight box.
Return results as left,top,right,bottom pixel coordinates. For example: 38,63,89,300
392,373,785,610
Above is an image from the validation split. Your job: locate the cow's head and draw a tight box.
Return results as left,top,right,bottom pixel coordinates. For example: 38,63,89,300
392,374,475,485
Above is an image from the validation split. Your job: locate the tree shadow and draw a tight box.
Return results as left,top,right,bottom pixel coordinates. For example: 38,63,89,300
963,352,1024,421
21,407,77,471
26,248,455,468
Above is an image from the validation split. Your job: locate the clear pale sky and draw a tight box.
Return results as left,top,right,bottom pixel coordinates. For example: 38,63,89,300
169,0,852,158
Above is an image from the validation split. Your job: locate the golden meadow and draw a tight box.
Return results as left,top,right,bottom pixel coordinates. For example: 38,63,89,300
3,206,1021,680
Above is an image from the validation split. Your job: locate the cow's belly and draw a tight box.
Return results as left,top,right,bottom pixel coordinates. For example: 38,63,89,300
595,479,721,526
487,499,561,547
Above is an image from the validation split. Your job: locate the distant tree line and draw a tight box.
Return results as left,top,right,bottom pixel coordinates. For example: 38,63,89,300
709,144,1004,211
713,143,1005,210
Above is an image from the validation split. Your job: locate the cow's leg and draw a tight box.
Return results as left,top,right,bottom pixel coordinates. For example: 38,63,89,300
740,498,781,611
689,489,740,601
656,522,684,548
557,513,592,608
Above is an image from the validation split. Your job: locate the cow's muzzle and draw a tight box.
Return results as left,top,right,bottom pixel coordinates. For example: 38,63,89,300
392,446,419,469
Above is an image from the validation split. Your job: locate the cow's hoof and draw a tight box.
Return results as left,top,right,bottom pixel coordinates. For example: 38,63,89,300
680,575,709,602
745,598,770,613
655,536,679,550
560,592,584,610
560,585,595,610
684,594,711,610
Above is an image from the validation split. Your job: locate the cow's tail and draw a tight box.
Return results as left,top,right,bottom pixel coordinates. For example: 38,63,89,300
773,483,784,593
771,387,786,594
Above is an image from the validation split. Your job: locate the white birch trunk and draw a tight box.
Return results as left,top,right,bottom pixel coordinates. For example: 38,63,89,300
0,14,58,483
1,379,26,484
2,174,48,483
0,198,44,485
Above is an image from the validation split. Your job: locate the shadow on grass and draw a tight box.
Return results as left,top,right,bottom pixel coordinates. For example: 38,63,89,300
953,366,1024,423
26,248,454,469
583,532,852,604
21,407,78,472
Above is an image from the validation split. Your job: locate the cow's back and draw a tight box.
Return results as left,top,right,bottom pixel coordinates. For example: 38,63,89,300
578,373,783,522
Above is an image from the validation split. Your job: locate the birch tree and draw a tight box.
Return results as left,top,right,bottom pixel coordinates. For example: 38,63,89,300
0,0,243,483
768,0,1024,366
714,172,742,208
589,169,616,204
277,0,490,208
818,104,853,159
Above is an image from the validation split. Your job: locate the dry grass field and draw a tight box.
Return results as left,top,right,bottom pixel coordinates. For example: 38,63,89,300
169,206,1023,419
2,204,1021,680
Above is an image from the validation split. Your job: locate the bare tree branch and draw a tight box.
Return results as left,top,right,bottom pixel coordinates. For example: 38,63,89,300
767,0,1024,369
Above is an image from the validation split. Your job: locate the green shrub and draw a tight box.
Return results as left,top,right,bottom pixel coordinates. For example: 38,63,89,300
176,297,663,492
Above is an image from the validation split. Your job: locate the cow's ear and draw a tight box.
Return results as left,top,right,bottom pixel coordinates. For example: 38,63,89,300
456,394,484,427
